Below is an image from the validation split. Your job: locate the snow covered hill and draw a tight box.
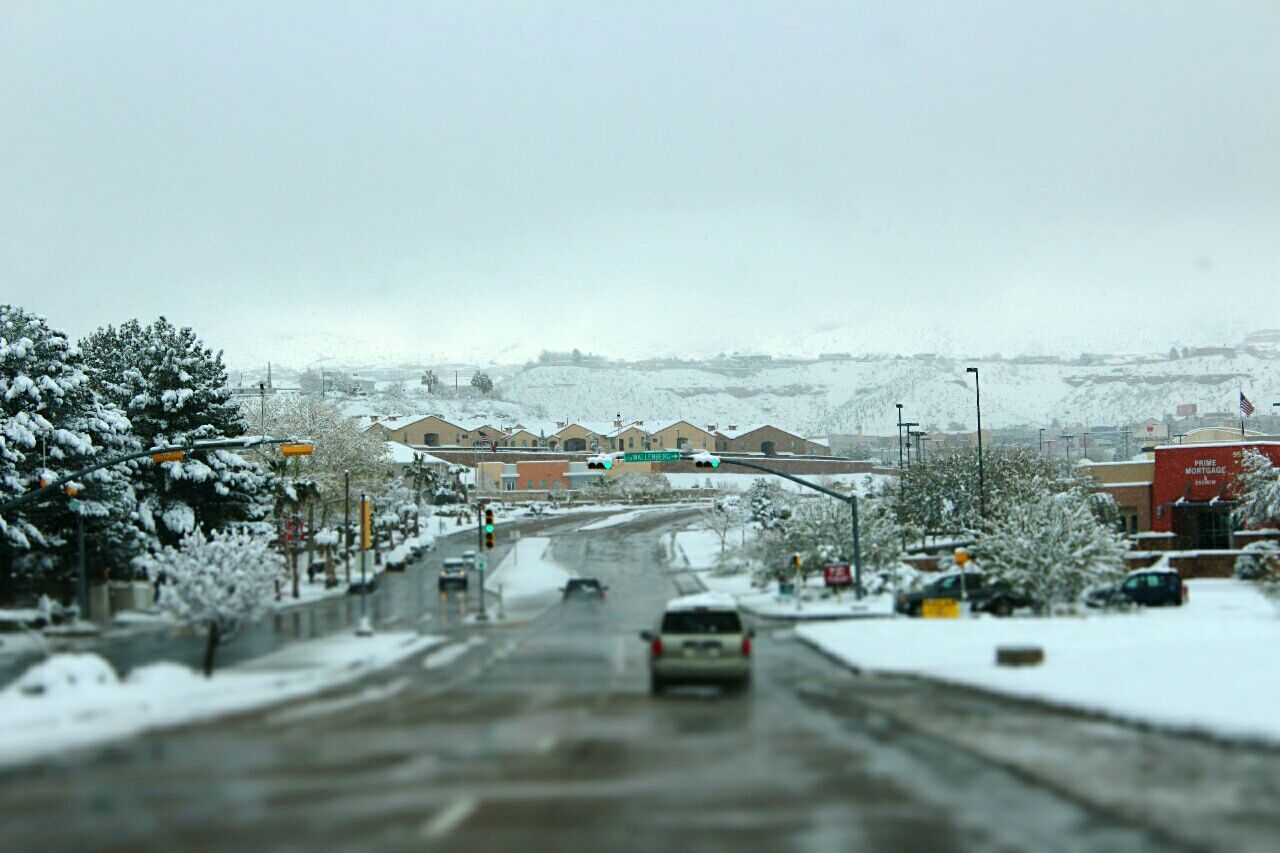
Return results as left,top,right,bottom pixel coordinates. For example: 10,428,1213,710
496,352,1280,435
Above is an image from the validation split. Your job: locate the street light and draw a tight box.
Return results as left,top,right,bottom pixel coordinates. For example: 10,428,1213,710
902,422,919,467
909,430,926,462
966,367,985,519
1080,431,1091,462
895,404,904,468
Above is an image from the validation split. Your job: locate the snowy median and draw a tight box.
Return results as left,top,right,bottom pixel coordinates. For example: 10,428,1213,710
484,537,572,617
797,579,1280,744
0,631,444,768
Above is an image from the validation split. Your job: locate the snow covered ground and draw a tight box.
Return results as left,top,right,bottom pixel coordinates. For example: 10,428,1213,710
0,631,444,768
485,537,573,617
797,580,1280,743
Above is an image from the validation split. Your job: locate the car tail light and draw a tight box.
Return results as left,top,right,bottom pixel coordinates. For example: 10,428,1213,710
740,635,752,657
650,636,663,657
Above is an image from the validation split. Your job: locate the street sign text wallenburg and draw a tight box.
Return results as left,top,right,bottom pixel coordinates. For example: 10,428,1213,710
623,451,681,462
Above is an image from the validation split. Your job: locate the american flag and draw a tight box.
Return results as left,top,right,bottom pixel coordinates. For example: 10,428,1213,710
1240,392,1255,417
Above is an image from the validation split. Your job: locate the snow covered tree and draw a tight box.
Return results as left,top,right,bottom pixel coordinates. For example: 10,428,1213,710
746,478,791,530
703,495,746,555
240,393,392,524
142,528,283,675
81,318,276,545
1234,449,1280,529
0,306,151,599
890,445,1075,536
1234,540,1280,582
420,369,440,393
618,472,672,502
971,490,1127,614
857,494,921,595
754,497,851,583
470,372,493,395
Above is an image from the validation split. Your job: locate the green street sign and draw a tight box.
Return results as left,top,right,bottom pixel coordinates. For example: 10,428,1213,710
623,451,681,462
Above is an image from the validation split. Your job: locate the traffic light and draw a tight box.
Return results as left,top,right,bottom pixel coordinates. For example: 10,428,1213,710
692,451,721,469
484,508,495,549
791,553,802,571
586,454,613,470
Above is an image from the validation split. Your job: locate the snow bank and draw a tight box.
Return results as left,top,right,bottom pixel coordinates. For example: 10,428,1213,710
0,631,444,768
797,580,1280,743
484,537,571,603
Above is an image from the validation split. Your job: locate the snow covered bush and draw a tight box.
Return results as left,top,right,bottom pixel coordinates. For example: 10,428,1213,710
972,490,1127,614
1,305,152,595
6,653,117,697
1234,540,1280,582
856,494,921,596
141,528,283,675
81,318,276,546
753,497,851,583
1234,449,1280,530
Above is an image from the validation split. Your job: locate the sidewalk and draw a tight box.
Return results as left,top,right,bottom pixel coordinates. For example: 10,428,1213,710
0,630,445,769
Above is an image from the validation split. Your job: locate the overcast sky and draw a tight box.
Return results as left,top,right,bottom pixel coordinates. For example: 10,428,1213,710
3,2,1278,367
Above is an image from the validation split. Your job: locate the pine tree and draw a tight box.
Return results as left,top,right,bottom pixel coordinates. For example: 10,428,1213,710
81,318,275,545
1234,449,1280,529
1,306,150,598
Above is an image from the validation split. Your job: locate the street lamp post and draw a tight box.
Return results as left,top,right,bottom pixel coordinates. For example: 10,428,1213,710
966,368,985,519
903,422,919,467
1081,431,1091,463
1038,427,1045,452
896,404,904,468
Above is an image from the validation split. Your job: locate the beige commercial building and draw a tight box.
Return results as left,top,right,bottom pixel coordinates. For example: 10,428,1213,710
650,421,716,452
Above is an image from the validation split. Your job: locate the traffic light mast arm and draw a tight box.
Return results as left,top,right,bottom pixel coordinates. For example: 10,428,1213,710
0,435,311,514
694,454,851,503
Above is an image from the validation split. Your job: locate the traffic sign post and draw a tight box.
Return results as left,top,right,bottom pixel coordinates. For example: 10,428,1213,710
623,451,681,462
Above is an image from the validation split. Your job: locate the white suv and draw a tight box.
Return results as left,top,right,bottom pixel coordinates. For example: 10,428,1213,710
641,592,753,694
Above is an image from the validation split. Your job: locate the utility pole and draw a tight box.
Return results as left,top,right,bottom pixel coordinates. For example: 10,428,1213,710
1038,427,1045,452
258,382,266,437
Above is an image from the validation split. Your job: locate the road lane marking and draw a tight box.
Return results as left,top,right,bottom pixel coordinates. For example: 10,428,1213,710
419,796,479,839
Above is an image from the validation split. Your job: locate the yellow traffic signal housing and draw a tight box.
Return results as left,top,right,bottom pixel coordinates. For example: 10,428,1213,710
281,442,315,457
151,450,185,463
360,498,372,550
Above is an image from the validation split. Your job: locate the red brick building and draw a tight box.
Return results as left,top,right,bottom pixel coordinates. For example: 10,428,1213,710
1151,441,1280,548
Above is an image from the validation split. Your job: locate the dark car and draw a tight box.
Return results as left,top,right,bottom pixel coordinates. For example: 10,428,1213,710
896,572,1031,617
561,577,608,601
438,558,469,591
1086,568,1187,609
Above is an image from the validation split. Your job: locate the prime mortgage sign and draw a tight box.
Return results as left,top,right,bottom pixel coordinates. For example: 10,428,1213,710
1151,441,1280,532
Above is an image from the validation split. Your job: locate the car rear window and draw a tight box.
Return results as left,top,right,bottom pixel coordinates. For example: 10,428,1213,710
661,610,742,634
568,579,600,589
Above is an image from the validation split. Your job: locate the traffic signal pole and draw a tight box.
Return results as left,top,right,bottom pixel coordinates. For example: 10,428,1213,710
699,454,864,599
476,506,487,621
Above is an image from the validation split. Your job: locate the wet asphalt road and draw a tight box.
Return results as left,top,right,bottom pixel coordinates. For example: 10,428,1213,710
0,511,1276,852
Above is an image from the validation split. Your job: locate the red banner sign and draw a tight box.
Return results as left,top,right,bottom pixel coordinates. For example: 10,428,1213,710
823,562,852,587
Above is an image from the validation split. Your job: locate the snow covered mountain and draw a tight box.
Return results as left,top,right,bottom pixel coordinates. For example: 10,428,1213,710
496,351,1280,435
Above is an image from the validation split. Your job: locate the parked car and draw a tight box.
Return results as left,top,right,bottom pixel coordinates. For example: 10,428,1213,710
896,571,1032,617
561,577,608,601
438,558,469,591
1086,567,1187,609
641,592,753,694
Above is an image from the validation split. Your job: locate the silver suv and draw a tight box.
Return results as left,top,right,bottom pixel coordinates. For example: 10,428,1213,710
640,592,753,694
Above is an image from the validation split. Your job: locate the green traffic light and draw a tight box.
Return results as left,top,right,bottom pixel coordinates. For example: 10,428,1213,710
603,460,612,470
484,523,494,533
711,458,719,468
